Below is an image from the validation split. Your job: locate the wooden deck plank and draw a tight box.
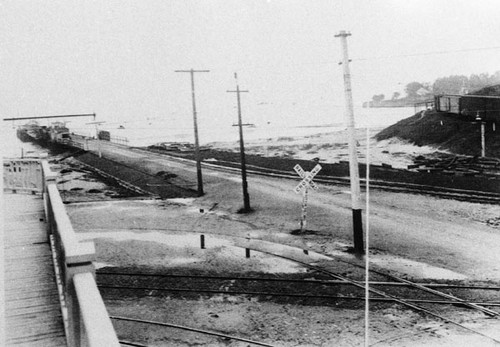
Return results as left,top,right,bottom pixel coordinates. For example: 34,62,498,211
5,273,56,282
4,193,67,347
6,296,61,310
4,252,52,262
7,334,66,346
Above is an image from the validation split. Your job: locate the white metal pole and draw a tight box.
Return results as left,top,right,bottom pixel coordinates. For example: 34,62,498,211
364,127,371,347
335,30,363,255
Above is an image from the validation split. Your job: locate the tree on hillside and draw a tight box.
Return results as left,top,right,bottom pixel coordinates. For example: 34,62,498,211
405,82,425,98
365,70,500,104
432,75,468,95
469,72,500,93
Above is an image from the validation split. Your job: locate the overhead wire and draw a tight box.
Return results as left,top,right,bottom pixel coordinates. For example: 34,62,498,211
352,45,500,62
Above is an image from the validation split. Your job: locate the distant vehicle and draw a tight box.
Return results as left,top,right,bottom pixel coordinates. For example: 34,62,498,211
98,130,111,141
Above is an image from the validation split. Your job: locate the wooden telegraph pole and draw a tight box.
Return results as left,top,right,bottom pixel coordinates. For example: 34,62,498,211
228,73,251,212
335,30,364,255
175,69,210,196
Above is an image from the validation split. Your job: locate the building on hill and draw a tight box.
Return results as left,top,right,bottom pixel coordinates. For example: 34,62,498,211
434,93,500,122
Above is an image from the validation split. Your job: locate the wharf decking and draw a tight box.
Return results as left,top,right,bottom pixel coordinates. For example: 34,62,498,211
3,193,66,346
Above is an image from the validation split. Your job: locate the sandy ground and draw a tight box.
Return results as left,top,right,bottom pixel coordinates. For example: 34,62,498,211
208,127,448,169
56,134,500,346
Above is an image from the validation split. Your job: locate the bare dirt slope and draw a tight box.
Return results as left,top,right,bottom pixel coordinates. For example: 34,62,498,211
375,110,500,158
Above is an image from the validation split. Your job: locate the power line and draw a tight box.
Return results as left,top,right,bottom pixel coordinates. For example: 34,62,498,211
353,45,500,62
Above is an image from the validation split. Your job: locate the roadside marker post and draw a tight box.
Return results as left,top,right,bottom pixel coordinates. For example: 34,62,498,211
294,164,321,232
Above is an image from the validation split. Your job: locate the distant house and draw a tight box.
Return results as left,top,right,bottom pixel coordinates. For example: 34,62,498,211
416,87,432,97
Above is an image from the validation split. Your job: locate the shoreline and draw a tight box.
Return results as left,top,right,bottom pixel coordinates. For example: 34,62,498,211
208,127,447,169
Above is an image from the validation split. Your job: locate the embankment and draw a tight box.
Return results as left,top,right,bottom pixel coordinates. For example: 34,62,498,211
73,152,198,199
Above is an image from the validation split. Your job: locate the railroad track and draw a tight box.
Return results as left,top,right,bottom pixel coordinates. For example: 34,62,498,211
136,148,500,204
97,237,500,345
98,271,500,307
113,316,276,347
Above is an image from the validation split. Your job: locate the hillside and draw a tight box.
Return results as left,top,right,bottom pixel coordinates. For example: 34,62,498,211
469,84,500,96
375,110,500,158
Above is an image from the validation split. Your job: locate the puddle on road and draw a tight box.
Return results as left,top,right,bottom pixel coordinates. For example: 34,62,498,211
79,231,226,248
370,255,468,280
78,230,306,274
94,262,115,269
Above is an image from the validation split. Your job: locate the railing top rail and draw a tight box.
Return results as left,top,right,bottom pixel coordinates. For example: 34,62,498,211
73,273,121,346
41,159,119,346
41,160,58,181
46,183,95,263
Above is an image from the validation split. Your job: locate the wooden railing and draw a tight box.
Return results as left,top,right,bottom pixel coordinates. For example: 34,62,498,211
3,158,43,193
41,160,120,347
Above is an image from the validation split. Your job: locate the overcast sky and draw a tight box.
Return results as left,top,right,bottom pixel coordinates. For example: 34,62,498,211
2,0,500,129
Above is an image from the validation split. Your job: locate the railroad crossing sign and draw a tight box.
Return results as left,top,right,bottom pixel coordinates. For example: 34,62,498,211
294,164,321,193
293,164,321,232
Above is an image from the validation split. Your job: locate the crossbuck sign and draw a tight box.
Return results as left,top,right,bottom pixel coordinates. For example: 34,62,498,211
293,164,321,232
294,164,321,193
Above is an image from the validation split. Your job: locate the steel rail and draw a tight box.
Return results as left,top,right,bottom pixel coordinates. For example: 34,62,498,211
97,271,500,291
253,249,500,345
110,316,276,347
317,254,500,317
98,284,500,307
208,161,500,204
101,267,500,343
119,341,149,347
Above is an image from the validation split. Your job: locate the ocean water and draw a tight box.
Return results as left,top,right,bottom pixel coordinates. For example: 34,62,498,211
2,106,416,158
1,125,50,159
101,106,416,146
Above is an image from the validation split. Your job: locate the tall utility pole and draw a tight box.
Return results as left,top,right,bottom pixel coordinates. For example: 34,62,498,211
175,69,210,196
228,73,251,212
335,30,364,255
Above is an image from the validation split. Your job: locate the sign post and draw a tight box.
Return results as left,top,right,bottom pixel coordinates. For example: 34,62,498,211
294,164,321,232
